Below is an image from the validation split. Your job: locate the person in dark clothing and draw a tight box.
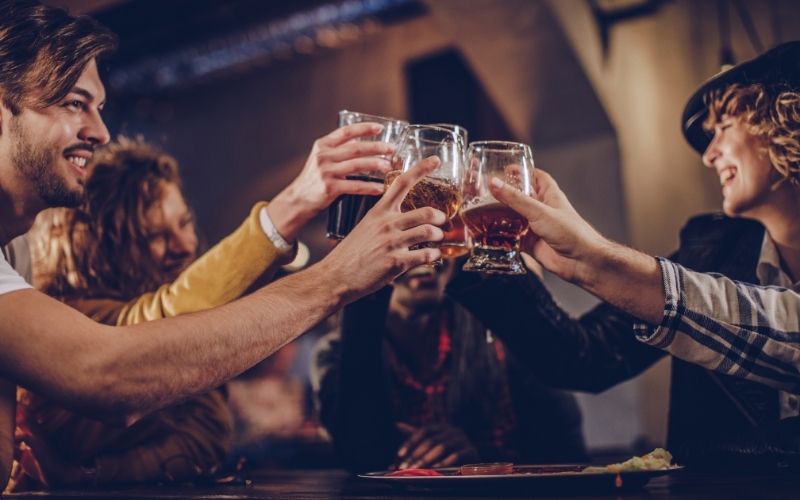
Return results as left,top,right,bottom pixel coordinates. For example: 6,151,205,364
448,41,800,471
312,261,586,473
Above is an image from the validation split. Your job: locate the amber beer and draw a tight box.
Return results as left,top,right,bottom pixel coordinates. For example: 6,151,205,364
384,170,461,219
326,174,383,239
440,215,469,258
462,202,529,249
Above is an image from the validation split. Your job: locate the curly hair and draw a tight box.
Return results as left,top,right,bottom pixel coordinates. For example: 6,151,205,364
30,137,184,301
703,83,800,188
0,0,117,114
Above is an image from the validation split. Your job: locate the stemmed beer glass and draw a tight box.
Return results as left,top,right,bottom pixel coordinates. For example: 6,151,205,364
384,125,464,263
426,123,469,258
461,141,535,275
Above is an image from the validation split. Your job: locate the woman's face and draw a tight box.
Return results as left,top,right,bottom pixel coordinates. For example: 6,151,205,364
702,115,776,218
142,181,198,280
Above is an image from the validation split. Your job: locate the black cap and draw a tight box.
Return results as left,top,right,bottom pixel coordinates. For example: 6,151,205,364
681,41,800,154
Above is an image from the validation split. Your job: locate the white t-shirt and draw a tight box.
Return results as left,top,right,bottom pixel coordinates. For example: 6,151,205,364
0,249,32,296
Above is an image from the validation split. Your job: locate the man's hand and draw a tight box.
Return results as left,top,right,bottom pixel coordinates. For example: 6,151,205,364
267,123,396,243
394,423,479,469
318,156,446,304
489,170,608,284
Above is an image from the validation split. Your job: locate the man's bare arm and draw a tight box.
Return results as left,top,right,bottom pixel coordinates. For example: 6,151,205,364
0,158,446,417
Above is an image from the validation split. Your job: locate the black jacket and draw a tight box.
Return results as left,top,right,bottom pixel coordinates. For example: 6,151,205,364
315,286,586,473
448,214,800,470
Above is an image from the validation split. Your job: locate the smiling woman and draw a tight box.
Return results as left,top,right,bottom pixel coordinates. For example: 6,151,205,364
704,83,800,188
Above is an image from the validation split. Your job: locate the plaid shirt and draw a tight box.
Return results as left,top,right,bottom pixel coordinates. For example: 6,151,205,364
634,256,800,394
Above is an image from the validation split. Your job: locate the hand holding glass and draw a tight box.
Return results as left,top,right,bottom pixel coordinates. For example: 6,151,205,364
384,125,464,263
326,110,408,240
461,141,535,275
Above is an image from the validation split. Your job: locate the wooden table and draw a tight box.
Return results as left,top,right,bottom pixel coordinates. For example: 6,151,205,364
6,468,800,499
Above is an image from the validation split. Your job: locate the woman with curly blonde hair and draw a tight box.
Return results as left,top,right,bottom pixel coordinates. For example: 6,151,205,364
444,41,800,472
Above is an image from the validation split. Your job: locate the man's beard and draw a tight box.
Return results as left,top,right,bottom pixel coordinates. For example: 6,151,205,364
10,118,85,208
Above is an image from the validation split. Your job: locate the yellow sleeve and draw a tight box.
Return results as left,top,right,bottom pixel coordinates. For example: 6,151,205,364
116,202,280,325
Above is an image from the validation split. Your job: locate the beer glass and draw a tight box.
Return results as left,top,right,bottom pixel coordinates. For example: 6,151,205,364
427,124,469,259
326,110,408,240
428,123,468,148
461,141,534,275
385,125,464,263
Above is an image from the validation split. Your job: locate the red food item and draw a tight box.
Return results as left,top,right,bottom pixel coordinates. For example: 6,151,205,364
385,468,443,477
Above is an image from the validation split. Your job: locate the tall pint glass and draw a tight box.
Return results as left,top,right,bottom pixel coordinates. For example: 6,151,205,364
325,111,408,240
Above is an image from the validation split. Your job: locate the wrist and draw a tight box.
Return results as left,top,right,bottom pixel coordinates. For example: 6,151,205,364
310,257,356,310
267,186,315,243
303,261,349,311
573,236,618,292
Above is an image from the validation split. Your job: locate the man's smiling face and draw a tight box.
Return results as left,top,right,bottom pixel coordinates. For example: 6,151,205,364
7,58,110,208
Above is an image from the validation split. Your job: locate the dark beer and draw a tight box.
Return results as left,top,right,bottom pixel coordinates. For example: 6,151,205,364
384,170,462,219
462,202,529,249
326,174,383,239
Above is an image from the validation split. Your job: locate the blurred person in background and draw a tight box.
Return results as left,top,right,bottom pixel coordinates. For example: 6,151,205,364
11,129,404,489
312,260,586,473
448,41,800,470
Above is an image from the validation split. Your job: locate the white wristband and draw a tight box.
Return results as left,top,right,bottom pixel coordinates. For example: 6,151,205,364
259,206,294,254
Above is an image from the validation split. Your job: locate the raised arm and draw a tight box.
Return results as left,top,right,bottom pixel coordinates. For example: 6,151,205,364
118,202,281,324
0,157,446,417
489,170,800,392
635,258,800,393
447,270,664,393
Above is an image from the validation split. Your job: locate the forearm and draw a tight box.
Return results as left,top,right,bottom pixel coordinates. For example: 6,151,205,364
0,380,14,491
118,202,280,324
574,238,665,324
101,263,345,414
447,272,662,392
0,263,344,416
635,258,800,392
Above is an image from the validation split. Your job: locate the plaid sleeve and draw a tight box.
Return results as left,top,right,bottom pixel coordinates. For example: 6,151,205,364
633,257,682,348
633,258,800,393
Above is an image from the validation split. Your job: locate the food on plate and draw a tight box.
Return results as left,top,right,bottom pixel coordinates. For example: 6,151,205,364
385,468,443,477
582,448,675,474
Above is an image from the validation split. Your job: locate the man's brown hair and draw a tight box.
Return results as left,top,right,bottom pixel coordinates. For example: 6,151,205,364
30,137,184,300
0,0,117,114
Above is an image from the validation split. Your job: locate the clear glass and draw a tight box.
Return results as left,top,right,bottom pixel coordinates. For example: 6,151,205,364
427,123,468,148
461,140,535,275
384,125,465,264
326,110,408,240
427,123,469,258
